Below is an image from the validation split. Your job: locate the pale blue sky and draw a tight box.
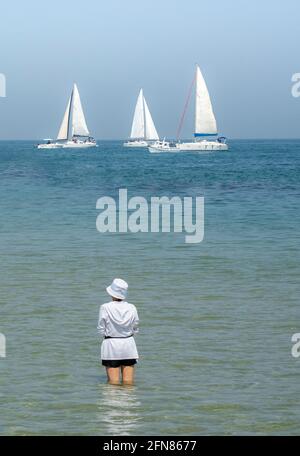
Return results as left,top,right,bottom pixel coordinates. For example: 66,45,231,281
0,0,299,139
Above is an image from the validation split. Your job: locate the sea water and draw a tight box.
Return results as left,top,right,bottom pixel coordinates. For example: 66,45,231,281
0,140,299,435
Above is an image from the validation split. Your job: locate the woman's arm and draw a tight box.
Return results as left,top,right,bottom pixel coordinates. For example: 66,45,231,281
97,305,107,336
132,308,139,334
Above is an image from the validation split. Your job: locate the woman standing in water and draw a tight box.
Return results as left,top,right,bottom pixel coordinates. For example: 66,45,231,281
97,278,139,385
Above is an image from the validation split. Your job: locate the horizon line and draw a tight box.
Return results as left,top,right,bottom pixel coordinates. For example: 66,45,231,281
1,137,300,142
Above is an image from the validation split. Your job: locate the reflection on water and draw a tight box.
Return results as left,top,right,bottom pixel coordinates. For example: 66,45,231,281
97,384,142,436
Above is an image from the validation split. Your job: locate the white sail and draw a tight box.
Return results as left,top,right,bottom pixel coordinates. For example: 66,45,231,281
144,97,159,140
195,66,217,137
57,96,71,140
72,83,90,137
130,89,145,139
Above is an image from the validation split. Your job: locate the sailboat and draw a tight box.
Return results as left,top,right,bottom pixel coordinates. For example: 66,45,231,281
149,66,228,152
37,83,97,149
124,89,159,147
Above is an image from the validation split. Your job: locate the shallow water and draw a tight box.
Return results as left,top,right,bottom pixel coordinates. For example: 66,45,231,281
0,140,300,435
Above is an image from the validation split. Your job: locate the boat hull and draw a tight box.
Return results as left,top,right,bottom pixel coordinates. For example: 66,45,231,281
123,140,149,148
149,140,228,153
149,145,179,153
37,141,97,149
37,143,63,149
176,141,228,151
63,141,97,148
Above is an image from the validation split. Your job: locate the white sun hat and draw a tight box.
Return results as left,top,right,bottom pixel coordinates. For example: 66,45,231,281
106,278,128,301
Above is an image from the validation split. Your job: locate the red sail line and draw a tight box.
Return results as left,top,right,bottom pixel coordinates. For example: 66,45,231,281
176,72,197,141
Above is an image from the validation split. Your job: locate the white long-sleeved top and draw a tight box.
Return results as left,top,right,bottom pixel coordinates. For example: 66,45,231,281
97,301,139,360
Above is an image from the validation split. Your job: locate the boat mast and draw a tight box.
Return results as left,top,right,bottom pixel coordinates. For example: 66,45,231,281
67,86,74,141
142,91,147,140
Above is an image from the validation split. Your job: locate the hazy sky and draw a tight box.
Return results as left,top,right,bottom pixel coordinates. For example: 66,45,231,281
0,0,299,139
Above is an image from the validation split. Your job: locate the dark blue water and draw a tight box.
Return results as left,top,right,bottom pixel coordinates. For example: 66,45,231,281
0,140,300,435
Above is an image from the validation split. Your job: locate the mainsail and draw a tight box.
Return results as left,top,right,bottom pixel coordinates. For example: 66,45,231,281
72,83,90,137
144,97,159,140
130,89,159,140
130,89,145,139
194,66,217,137
57,96,72,140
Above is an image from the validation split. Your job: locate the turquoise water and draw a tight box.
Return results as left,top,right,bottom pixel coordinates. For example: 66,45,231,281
0,140,299,435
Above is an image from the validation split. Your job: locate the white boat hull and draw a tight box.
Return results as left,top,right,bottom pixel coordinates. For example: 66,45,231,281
63,140,97,148
37,143,63,149
37,140,97,149
148,143,179,153
123,140,149,148
176,141,228,151
149,140,228,153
